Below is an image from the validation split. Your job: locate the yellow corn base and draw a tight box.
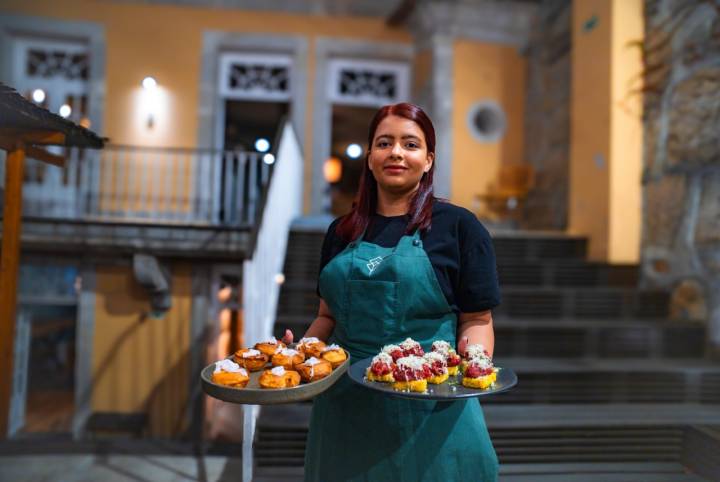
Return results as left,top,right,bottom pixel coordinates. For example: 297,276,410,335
461,372,497,389
366,369,395,383
447,365,459,376
392,379,428,392
428,372,449,384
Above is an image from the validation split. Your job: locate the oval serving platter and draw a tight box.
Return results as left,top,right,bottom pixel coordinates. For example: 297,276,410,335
348,356,517,401
201,349,350,405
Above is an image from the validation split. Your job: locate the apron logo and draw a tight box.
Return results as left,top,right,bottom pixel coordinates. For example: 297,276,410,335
366,256,384,275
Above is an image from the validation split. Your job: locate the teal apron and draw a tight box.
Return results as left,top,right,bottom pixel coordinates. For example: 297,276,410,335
304,229,499,482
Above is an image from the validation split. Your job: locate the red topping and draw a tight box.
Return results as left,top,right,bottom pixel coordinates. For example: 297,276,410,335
370,362,393,376
403,345,425,357
430,361,446,376
388,349,404,362
465,365,494,378
447,353,461,367
393,364,432,381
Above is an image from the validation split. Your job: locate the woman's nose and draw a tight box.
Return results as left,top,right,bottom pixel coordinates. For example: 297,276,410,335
391,143,403,157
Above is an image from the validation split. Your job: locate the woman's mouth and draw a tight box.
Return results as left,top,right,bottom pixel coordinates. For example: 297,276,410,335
383,165,408,174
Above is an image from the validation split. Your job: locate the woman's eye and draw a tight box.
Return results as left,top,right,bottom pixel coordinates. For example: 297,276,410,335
377,141,390,148
406,142,419,149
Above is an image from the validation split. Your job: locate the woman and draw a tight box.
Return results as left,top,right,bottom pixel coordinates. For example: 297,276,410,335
286,102,500,481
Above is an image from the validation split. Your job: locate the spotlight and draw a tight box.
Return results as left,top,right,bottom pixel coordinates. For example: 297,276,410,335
263,153,275,165
59,104,72,118
254,138,270,153
142,76,158,90
346,143,362,159
32,89,46,103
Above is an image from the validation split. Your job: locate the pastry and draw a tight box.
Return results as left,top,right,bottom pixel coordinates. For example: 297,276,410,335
381,344,405,362
297,337,327,359
321,344,347,368
233,348,269,372
295,357,332,382
365,352,395,382
271,348,304,369
461,357,497,389
211,359,249,388
460,343,491,374
399,337,425,357
255,337,286,357
423,352,449,384
392,355,431,392
431,340,462,376
259,366,301,389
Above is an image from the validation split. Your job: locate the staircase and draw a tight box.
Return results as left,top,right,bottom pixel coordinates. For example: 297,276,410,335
255,228,720,481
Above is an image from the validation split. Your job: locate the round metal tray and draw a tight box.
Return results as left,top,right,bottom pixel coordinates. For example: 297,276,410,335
348,357,517,401
201,350,350,405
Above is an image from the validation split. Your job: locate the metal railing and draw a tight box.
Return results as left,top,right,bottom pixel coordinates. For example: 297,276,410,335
0,145,273,227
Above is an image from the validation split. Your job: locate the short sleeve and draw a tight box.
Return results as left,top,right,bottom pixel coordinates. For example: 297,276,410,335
455,212,501,312
316,218,346,298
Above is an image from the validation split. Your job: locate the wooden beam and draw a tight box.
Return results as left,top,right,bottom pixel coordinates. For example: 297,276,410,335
0,141,26,438
0,129,65,146
25,145,65,167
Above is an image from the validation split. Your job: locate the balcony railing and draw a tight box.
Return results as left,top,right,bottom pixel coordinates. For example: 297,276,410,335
0,145,273,227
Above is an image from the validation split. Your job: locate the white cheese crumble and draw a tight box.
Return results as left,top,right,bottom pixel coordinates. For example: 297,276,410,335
322,344,341,352
270,366,286,376
279,348,300,357
468,357,494,370
431,340,452,354
381,344,402,354
466,344,490,360
372,352,394,365
214,359,247,376
424,352,447,366
260,336,277,344
241,349,262,358
399,338,420,350
304,357,322,366
396,355,427,370
299,337,320,345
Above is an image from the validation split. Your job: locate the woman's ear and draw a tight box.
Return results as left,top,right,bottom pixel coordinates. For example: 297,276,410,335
424,152,435,173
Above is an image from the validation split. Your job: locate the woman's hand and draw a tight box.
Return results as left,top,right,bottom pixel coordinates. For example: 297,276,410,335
282,329,294,345
457,310,495,358
457,336,469,358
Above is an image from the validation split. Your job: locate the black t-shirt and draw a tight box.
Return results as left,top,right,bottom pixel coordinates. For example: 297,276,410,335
317,200,501,313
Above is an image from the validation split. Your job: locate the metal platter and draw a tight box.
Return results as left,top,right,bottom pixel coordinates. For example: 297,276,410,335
348,356,517,401
201,350,350,405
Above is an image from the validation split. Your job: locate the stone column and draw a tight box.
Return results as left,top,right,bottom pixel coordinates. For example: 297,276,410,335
641,0,720,352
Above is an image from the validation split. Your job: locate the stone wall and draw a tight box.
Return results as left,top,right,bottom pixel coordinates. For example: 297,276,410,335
522,0,572,230
641,0,720,352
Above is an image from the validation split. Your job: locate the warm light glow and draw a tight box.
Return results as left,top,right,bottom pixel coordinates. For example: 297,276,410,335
142,76,158,90
274,273,285,285
346,143,363,159
263,153,275,165
32,89,45,103
255,138,270,153
79,117,92,129
324,157,342,183
59,104,72,118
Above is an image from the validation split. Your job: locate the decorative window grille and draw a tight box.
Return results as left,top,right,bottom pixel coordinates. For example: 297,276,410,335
328,59,409,107
218,53,291,101
26,48,88,81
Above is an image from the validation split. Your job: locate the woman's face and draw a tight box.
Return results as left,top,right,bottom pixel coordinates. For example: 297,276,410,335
368,115,434,195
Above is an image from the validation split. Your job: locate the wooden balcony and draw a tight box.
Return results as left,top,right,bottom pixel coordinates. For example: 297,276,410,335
0,145,273,259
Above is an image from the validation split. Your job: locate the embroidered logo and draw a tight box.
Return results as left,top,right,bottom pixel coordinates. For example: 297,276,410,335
366,256,384,275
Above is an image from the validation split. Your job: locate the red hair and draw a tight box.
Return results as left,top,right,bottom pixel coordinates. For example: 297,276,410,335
336,102,437,242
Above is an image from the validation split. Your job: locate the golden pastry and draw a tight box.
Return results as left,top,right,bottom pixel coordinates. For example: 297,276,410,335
258,366,301,389
211,359,249,388
254,337,286,357
233,348,269,372
321,344,347,368
271,348,305,370
295,357,332,382
297,337,327,359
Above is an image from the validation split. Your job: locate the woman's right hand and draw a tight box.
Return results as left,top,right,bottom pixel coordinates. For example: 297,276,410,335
282,329,294,345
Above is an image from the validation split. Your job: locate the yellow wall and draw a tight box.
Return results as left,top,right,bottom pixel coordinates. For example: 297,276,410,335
451,40,526,211
569,0,642,262
0,0,412,214
92,263,192,437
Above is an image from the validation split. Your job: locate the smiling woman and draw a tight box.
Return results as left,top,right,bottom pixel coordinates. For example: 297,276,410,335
287,103,501,482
